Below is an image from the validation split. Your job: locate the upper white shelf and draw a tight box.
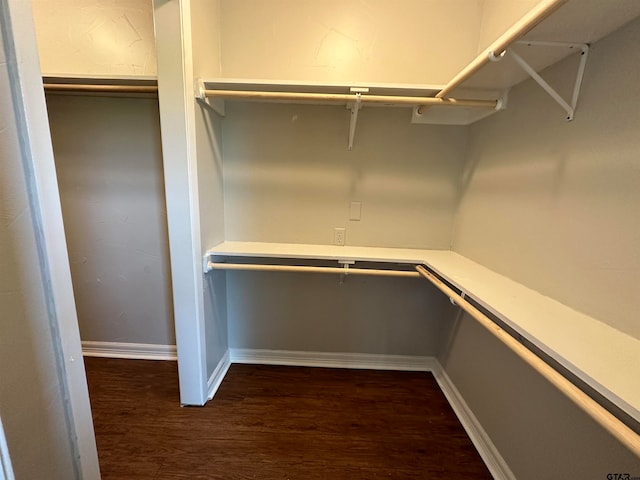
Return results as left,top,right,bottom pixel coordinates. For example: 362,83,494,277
43,75,157,86
201,1,640,126
203,79,443,99
42,75,158,97
208,240,640,426
200,78,501,127
456,0,640,91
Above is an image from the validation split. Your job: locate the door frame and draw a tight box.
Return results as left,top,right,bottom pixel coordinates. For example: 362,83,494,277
0,0,101,477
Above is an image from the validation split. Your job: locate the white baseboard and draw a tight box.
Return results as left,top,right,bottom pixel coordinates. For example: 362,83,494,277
431,362,515,480
208,350,231,400
229,348,437,371
81,341,177,361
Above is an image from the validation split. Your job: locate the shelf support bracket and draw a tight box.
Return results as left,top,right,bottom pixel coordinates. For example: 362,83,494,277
348,90,364,150
338,259,356,286
507,42,589,121
195,78,225,116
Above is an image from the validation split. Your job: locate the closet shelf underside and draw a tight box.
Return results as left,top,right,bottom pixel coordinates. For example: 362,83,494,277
208,241,640,427
42,75,158,96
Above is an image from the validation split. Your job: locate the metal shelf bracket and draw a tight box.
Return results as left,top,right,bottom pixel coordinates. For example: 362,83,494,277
507,41,589,121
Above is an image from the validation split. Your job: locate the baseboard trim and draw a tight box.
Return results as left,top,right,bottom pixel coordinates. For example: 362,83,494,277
82,341,177,361
229,348,437,371
208,350,231,400
432,362,515,480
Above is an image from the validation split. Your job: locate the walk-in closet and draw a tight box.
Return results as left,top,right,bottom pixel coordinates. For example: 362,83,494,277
4,0,638,478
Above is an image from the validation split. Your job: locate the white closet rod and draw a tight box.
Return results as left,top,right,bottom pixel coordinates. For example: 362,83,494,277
203,89,497,109
208,262,420,278
43,84,158,95
415,265,640,459
418,0,568,113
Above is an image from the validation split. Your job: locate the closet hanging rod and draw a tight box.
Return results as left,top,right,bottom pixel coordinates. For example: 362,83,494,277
415,265,640,459
417,0,568,113
43,83,158,95
203,89,497,109
208,262,420,278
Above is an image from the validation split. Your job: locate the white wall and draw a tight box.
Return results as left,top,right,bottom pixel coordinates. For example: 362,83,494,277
191,0,221,80
223,104,467,248
475,0,541,53
217,0,543,85
31,0,157,76
452,15,640,339
218,0,484,85
46,94,175,345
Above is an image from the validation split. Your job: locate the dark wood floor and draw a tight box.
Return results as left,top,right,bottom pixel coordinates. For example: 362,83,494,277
84,358,492,479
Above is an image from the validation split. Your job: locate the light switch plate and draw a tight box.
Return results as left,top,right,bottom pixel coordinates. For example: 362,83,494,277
349,202,361,221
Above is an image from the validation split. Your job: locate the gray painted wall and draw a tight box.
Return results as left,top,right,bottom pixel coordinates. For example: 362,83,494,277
452,16,640,340
222,103,467,249
228,272,455,356
441,314,640,479
46,94,175,345
441,16,640,478
0,28,76,480
221,103,466,353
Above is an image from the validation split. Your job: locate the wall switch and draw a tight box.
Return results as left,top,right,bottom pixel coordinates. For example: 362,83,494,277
349,201,362,221
334,227,346,246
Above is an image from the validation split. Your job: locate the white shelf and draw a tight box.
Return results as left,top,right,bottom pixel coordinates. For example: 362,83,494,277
42,75,159,98
209,241,640,425
457,0,640,90
43,74,158,87
200,78,501,127
426,251,640,426
208,241,441,264
203,78,443,99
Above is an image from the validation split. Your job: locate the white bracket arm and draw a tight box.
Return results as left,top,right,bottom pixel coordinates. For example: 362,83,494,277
348,88,368,150
505,41,589,121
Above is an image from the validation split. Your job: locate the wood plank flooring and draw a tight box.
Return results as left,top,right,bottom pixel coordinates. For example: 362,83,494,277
84,358,492,479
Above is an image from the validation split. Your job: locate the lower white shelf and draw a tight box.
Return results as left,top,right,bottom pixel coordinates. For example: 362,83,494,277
207,241,640,427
